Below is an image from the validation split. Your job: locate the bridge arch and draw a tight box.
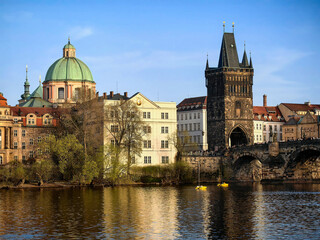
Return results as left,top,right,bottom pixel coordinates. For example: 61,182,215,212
284,146,320,180
232,153,262,181
228,124,249,147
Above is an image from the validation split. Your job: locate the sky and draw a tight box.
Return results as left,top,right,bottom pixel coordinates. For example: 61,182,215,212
1,0,320,106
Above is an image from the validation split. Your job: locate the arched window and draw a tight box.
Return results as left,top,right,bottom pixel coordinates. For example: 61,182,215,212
58,88,64,99
235,101,241,117
46,88,50,100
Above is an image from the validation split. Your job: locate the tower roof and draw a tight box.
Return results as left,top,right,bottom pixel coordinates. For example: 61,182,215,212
218,32,240,68
241,50,249,67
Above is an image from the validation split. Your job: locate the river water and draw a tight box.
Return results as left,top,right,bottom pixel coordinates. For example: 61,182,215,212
0,183,319,239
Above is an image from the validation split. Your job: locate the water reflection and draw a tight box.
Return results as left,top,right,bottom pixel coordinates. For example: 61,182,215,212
0,184,319,239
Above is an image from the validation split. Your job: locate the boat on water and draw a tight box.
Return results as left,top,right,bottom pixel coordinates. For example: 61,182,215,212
195,161,207,190
217,182,229,187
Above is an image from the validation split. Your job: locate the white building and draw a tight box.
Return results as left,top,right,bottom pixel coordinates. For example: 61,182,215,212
92,92,177,166
177,96,208,151
253,106,285,143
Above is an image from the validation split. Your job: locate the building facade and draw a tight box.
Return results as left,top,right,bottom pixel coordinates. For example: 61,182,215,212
177,96,208,151
90,92,177,166
205,31,254,150
0,92,58,165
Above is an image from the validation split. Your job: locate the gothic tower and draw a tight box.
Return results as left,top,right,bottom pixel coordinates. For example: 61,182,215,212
205,30,254,150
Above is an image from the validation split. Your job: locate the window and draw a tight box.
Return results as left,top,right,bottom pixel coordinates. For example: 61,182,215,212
143,112,151,119
14,130,18,137
185,124,188,131
181,124,184,131
0,130,2,149
162,156,169,164
161,112,169,119
161,127,168,134
177,125,179,131
144,156,151,164
58,88,65,99
198,123,201,131
111,139,115,145
194,113,197,119
275,125,278,132
161,140,169,148
38,136,42,143
263,125,266,131
177,115,179,121
22,156,25,161
22,142,26,149
181,114,183,120
280,126,282,132
14,142,18,149
0,156,2,165
193,136,196,143
198,135,200,143
189,124,192,131
14,156,18,161
30,138,34,145
22,130,25,137
260,124,262,130
143,126,151,134
38,148,42,155
198,112,200,119
111,125,119,132
29,151,34,158
143,140,151,148
189,113,192,119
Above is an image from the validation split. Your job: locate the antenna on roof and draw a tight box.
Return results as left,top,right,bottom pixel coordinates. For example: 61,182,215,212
232,22,235,33
223,21,225,33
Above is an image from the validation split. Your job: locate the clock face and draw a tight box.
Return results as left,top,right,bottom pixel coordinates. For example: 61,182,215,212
137,98,142,106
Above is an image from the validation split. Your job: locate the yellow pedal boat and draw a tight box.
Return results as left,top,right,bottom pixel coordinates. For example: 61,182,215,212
195,185,207,190
217,182,229,187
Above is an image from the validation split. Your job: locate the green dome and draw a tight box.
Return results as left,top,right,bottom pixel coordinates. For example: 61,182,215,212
63,43,75,49
44,57,94,83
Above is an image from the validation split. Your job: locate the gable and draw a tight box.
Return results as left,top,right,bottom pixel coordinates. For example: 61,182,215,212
130,92,160,109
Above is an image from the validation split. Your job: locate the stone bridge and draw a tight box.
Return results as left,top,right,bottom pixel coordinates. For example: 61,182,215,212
184,139,320,181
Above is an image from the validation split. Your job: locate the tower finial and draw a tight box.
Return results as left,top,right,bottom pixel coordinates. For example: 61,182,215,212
206,53,209,69
223,21,225,33
26,65,28,81
68,36,70,44
244,41,246,51
232,22,235,33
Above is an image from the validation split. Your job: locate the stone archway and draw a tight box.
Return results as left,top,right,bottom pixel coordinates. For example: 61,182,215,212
229,127,248,147
233,155,262,181
284,149,320,180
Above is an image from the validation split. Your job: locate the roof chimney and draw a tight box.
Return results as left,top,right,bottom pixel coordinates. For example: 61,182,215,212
304,101,311,106
103,92,107,99
124,92,128,98
263,94,267,107
110,91,114,98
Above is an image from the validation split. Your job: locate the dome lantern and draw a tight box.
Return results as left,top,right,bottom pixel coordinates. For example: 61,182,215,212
63,37,76,58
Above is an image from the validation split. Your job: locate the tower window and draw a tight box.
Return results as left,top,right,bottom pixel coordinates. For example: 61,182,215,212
235,101,241,117
58,88,65,99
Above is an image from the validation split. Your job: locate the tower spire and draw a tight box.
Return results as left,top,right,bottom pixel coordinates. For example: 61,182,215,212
249,51,253,68
21,64,30,100
206,53,209,70
242,41,249,67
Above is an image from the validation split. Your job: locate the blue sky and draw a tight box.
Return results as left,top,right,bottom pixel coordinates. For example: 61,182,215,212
1,0,320,106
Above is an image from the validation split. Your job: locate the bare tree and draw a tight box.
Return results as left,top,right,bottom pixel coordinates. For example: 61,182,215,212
168,130,197,161
104,99,145,175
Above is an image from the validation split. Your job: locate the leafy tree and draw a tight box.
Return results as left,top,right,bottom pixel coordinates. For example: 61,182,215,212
168,130,196,162
104,144,126,185
9,160,26,185
32,159,54,185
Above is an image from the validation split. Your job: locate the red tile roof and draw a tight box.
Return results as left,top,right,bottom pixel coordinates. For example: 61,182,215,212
282,103,320,112
0,94,8,107
177,96,207,111
10,106,60,117
253,106,284,122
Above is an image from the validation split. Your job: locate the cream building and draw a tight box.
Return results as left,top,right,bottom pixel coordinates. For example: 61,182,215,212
91,92,177,166
177,96,208,151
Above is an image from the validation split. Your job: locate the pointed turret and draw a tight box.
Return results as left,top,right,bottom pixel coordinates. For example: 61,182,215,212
206,54,209,70
241,42,249,67
249,52,253,68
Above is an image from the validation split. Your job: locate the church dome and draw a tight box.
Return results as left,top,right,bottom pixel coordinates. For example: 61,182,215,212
44,40,94,83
